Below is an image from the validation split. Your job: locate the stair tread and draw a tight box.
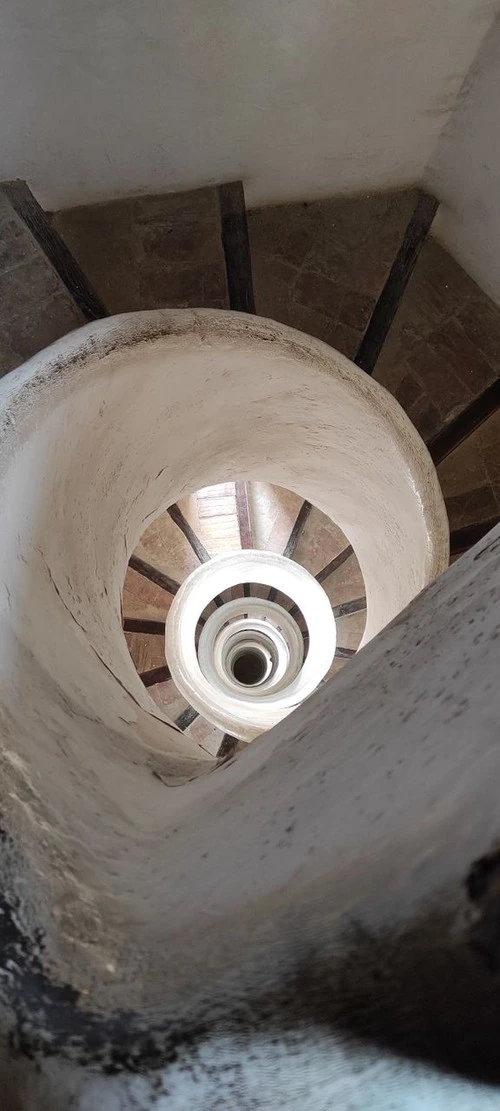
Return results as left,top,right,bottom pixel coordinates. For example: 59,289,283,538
177,491,242,556
135,512,200,584
122,567,172,622
125,629,165,675
291,506,351,578
246,483,303,553
52,186,229,315
0,190,85,377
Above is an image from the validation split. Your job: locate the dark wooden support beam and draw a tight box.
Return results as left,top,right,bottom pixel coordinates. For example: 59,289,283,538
140,664,171,687
332,596,367,618
235,481,253,549
428,379,500,466
123,617,166,635
128,554,180,596
354,191,439,375
316,544,354,584
450,517,500,557
167,504,227,607
335,646,356,659
0,180,108,321
270,502,313,604
217,734,240,760
167,504,211,563
217,181,256,314
268,500,313,602
235,485,253,598
175,705,199,731
283,500,313,560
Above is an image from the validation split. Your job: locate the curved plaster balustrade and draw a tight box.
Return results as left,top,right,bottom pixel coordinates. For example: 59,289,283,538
166,549,337,740
0,310,448,1036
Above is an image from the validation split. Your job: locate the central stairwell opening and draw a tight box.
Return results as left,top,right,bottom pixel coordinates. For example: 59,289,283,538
123,481,366,755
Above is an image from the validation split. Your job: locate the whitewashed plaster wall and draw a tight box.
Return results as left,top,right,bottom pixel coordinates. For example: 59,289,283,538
427,14,500,307
0,425,498,1107
0,0,497,210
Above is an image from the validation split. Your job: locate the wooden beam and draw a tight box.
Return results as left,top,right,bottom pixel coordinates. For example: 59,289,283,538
140,664,171,687
217,734,240,760
332,596,367,618
283,500,313,560
316,545,354,584
217,181,256,314
167,504,210,563
428,379,500,466
175,705,199,731
234,480,253,597
0,180,108,321
123,617,166,635
268,500,313,602
167,504,227,607
450,517,500,557
354,191,439,375
128,554,180,596
235,481,254,549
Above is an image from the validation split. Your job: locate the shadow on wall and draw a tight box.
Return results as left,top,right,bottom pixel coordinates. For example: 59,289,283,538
3,865,500,1102
293,907,500,1087
1,1072,21,1111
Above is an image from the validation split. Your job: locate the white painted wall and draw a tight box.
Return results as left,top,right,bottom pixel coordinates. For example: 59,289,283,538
427,14,500,306
0,0,497,210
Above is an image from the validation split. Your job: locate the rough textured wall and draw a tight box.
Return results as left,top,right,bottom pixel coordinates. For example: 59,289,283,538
428,15,500,306
0,0,497,208
1,518,499,1108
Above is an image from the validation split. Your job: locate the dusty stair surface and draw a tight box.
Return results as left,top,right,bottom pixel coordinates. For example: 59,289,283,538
50,182,500,546
0,187,88,374
2,177,500,750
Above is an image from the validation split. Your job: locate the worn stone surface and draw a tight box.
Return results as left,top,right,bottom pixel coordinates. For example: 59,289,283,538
293,507,351,576
0,194,84,376
122,567,173,622
248,191,500,538
248,189,418,356
53,188,228,313
248,194,500,531
374,236,500,443
135,512,200,584
438,407,500,531
51,184,500,531
125,630,165,675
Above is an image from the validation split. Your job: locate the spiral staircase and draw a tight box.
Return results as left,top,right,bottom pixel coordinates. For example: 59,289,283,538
1,177,500,1108
124,484,366,755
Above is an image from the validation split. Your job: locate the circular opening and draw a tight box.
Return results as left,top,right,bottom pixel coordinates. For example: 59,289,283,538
125,481,365,743
231,647,268,687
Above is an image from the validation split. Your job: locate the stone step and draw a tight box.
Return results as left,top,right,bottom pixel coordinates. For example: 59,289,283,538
0,189,86,375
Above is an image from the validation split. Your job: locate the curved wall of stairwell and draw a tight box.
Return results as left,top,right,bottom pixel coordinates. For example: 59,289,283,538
0,308,447,1019
0,0,495,210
